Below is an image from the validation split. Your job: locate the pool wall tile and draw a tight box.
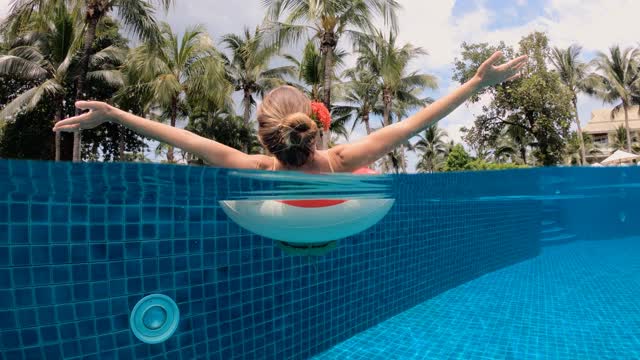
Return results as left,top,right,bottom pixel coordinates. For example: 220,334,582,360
7,161,630,360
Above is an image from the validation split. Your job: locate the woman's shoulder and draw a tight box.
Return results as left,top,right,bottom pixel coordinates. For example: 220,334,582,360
249,154,274,171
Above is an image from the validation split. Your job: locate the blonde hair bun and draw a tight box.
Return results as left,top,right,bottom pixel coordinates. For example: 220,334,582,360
257,86,317,167
280,112,318,148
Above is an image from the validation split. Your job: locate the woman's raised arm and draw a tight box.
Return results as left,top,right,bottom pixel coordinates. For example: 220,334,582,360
331,51,528,172
53,101,257,168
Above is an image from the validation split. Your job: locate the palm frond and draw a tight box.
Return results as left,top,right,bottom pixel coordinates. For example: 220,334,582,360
0,78,62,119
0,54,48,79
8,45,44,62
90,45,128,68
115,0,162,45
87,69,125,88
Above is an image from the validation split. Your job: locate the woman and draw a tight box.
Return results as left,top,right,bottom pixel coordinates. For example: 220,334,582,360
53,52,527,172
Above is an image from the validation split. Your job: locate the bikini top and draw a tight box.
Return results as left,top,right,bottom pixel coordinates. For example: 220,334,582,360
268,152,335,173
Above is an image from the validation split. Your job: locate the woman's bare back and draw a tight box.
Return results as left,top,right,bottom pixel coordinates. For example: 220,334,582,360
253,149,339,173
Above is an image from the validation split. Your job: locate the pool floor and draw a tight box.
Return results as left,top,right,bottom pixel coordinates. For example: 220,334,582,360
313,237,640,359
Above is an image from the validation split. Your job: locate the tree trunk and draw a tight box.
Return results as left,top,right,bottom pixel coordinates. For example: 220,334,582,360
362,106,372,135
382,88,392,126
117,125,125,161
399,145,407,173
382,88,395,166
320,35,335,111
74,14,101,162
572,97,586,165
539,143,552,166
520,146,527,165
242,88,252,153
54,105,63,162
623,104,632,152
320,32,336,151
167,97,178,163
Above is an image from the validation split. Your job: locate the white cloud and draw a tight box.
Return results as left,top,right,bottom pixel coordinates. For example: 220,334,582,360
161,0,265,40
0,0,11,20
438,83,493,145
543,0,638,51
396,0,494,70
391,0,640,170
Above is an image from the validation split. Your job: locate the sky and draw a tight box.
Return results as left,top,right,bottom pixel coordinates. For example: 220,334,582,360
1,0,638,171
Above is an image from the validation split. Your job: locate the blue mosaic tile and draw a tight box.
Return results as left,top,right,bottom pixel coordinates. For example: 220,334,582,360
29,204,48,223
10,225,29,244
50,205,69,223
70,205,88,223
30,225,49,244
314,237,640,360
0,225,8,245
0,160,638,360
0,203,8,223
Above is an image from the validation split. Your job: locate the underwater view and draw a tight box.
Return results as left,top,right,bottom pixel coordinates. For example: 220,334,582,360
1,0,640,359
0,160,638,359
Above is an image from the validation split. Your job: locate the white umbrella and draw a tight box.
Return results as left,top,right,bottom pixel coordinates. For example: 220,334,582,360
601,150,640,165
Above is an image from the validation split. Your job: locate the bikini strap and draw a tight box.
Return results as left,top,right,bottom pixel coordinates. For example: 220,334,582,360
327,151,335,173
272,157,277,171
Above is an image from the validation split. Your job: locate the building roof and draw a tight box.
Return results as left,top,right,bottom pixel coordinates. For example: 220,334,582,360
583,105,640,134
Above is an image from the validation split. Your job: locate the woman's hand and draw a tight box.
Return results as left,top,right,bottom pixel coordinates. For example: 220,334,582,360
474,51,528,88
52,101,117,132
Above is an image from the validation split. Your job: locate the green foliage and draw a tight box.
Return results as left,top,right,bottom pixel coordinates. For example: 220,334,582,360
0,9,145,161
588,46,640,152
564,131,601,165
550,44,590,165
453,32,574,166
441,143,527,172
0,99,57,160
357,30,437,126
414,126,449,173
185,111,262,163
466,160,528,171
453,41,515,103
80,19,147,162
124,22,231,162
222,26,294,122
443,144,471,172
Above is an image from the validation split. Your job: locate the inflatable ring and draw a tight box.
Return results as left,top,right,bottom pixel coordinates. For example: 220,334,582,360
219,168,395,246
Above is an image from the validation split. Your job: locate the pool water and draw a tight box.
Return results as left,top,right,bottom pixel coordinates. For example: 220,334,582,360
314,237,640,359
0,160,638,359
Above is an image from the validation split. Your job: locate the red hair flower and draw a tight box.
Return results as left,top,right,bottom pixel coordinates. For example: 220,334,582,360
310,101,331,131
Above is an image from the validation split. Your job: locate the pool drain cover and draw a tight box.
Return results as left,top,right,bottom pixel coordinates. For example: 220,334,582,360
130,294,179,344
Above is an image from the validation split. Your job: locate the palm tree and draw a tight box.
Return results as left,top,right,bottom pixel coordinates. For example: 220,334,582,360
326,105,352,147
375,145,406,174
126,23,230,163
0,4,124,160
356,31,436,171
264,0,400,112
286,40,348,149
333,65,379,136
185,109,262,161
221,27,295,144
390,87,434,173
357,30,437,127
565,132,600,165
611,125,640,152
414,126,448,173
550,45,590,165
284,40,324,101
493,124,534,165
589,46,640,152
4,0,174,161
